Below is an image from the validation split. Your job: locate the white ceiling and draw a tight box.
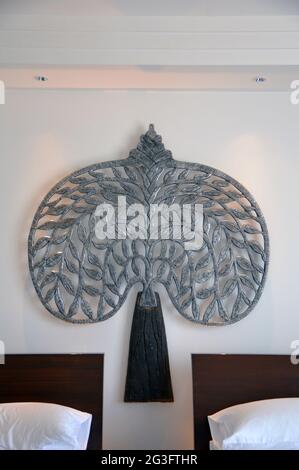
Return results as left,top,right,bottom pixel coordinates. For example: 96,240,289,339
0,4,299,90
1,0,299,17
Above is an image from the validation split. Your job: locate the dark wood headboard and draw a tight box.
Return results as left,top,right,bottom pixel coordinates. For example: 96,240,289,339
192,354,299,450
0,354,104,450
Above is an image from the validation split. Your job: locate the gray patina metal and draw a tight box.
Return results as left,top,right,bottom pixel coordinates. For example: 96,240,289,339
28,125,269,326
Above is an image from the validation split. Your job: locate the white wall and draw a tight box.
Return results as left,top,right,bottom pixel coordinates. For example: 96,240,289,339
0,89,298,449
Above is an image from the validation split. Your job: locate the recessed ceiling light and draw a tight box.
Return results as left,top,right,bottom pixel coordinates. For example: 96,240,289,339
255,77,266,84
35,75,48,82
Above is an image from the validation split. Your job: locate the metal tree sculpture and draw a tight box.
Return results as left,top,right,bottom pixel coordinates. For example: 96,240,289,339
28,125,269,401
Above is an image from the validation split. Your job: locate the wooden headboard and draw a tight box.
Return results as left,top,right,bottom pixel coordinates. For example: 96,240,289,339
192,354,299,450
0,354,104,450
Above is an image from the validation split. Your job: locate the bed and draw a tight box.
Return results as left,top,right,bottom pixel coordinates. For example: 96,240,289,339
0,354,104,450
192,354,299,450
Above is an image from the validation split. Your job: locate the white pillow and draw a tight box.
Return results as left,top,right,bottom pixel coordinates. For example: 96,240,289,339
0,402,92,450
208,398,299,450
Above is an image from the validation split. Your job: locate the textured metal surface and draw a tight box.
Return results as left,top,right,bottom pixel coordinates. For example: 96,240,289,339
28,125,269,325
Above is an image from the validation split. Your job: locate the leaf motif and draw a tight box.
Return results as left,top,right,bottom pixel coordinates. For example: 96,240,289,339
40,272,57,289
45,253,62,267
222,278,237,297
87,251,101,267
240,276,256,291
206,209,226,217
212,225,221,246
180,265,189,286
54,288,65,315
196,288,214,299
195,253,210,270
81,298,94,319
217,299,229,321
46,205,68,216
83,285,101,296
218,262,232,277
252,270,261,286
65,257,78,274
178,169,188,180
202,190,220,197
60,274,76,295
212,179,230,188
249,241,264,256
231,209,249,220
116,271,126,288
52,234,68,245
131,240,139,256
84,268,102,281
236,257,252,271
252,262,264,274
160,241,167,258
77,224,87,244
33,237,50,254
157,262,167,278
124,166,137,181
122,240,130,258
106,284,120,296
163,168,176,184
131,258,140,277
112,252,126,266
105,294,116,308
192,299,199,320
181,296,192,311
196,270,214,283
231,293,243,318
172,251,186,268
112,167,122,179
203,298,216,323
231,238,246,249
68,296,79,317
243,225,261,234
168,244,176,258
40,218,77,230
222,222,239,233
218,246,230,265
242,292,252,306
44,286,55,303
69,241,80,261
69,176,90,185
180,286,190,296
108,263,118,284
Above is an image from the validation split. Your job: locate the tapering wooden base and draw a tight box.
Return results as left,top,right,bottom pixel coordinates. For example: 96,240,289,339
124,292,174,402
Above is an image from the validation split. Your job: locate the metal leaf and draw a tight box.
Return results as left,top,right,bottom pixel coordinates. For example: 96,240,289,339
83,285,101,297
195,253,210,270
65,257,78,274
33,237,50,254
236,257,252,271
44,286,56,303
77,224,87,244
212,225,221,245
196,270,214,283
218,262,232,277
68,297,79,317
60,274,76,295
196,288,214,299
81,298,94,319
240,275,256,291
202,298,216,323
40,272,57,289
84,268,102,281
45,253,62,267
54,288,65,315
222,278,237,297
